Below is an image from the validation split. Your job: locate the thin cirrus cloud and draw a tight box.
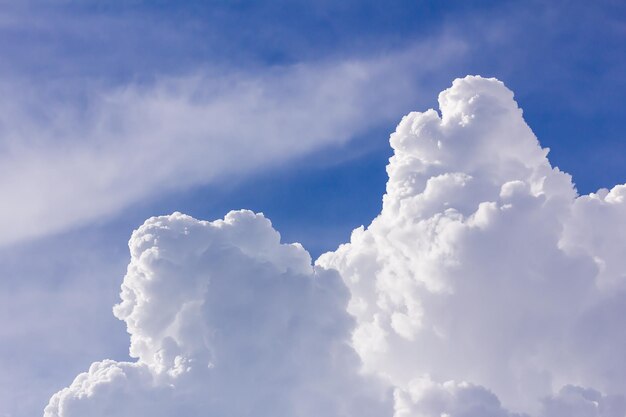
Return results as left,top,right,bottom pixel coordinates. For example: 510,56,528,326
0,37,464,248
46,77,626,417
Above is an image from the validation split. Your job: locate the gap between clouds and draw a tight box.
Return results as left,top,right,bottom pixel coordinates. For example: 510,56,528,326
0,37,464,247
45,76,626,417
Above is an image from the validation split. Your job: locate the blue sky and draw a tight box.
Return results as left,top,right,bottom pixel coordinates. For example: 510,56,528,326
1,1,625,416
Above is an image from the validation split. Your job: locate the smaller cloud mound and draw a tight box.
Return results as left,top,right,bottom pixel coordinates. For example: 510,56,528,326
45,211,391,417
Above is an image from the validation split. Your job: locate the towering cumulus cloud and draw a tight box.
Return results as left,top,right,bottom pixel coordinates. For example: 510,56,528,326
318,76,626,416
46,76,626,417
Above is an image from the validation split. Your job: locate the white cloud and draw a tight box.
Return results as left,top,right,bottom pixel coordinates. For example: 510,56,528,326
44,211,391,417
394,376,524,417
46,76,626,417
317,76,626,416
0,38,463,247
541,385,626,417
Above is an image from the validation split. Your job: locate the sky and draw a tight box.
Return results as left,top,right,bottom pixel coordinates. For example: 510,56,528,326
0,1,625,417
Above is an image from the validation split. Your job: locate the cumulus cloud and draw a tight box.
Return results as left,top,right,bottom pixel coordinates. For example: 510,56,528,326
45,211,391,417
0,38,463,247
394,376,525,417
541,385,626,417
47,76,626,417
317,76,626,416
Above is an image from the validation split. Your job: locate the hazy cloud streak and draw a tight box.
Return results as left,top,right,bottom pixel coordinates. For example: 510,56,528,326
0,38,464,246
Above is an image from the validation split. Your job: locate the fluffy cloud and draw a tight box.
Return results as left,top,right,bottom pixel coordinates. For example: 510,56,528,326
44,211,391,417
317,76,626,416
47,76,626,417
393,376,525,417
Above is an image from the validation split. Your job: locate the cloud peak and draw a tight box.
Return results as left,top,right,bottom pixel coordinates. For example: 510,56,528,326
318,75,626,416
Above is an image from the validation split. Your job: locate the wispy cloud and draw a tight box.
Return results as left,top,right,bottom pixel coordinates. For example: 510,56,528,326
0,38,465,246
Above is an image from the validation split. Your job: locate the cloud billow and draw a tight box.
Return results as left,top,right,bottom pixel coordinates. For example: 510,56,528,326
46,76,626,417
45,210,391,417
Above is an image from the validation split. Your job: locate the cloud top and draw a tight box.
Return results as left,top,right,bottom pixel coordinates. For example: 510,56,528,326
318,75,626,416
